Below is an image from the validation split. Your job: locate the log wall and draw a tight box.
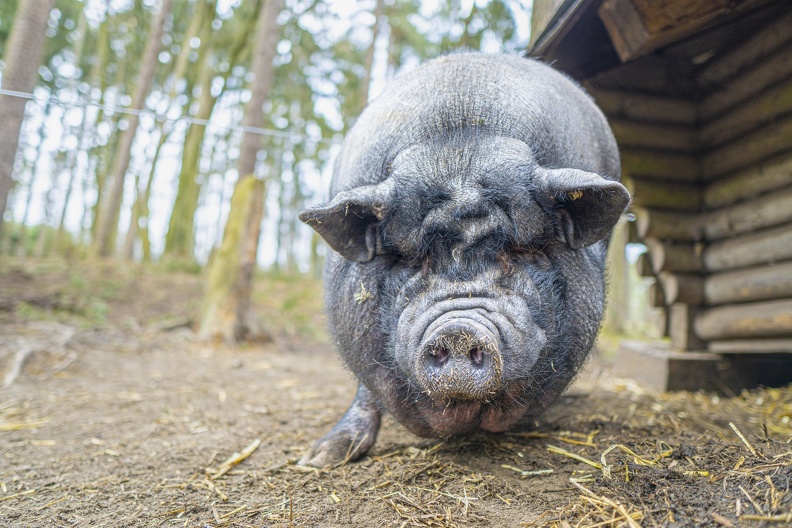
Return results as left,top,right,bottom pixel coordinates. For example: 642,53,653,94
586,11,792,354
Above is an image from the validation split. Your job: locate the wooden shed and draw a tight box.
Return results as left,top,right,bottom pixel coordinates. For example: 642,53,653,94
530,0,792,392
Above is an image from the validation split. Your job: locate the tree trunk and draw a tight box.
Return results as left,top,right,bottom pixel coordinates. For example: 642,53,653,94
122,124,169,261
164,28,219,260
198,177,265,341
14,103,52,257
93,0,173,257
199,0,281,342
52,12,91,255
0,0,55,237
358,0,384,116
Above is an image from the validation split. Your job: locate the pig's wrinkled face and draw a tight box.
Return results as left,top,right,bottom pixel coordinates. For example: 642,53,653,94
300,132,629,438
378,136,561,435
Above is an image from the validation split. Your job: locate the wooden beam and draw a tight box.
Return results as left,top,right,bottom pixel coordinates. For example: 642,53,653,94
620,149,700,182
704,185,792,240
648,282,665,307
700,81,792,148
709,339,792,354
614,340,792,393
630,178,702,211
694,299,792,340
670,303,704,350
634,208,703,241
704,153,792,209
700,43,792,120
644,239,703,273
702,115,792,180
612,340,722,392
598,0,769,63
705,261,792,305
530,0,568,47
586,54,699,98
697,9,792,89
703,223,792,271
636,252,654,277
587,88,698,125
611,119,699,152
659,272,704,306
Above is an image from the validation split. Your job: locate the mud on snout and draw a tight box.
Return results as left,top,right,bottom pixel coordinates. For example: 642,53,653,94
395,291,547,406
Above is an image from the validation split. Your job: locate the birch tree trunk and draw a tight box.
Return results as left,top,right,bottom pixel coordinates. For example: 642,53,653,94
358,0,384,116
0,0,55,237
199,0,281,342
93,0,173,257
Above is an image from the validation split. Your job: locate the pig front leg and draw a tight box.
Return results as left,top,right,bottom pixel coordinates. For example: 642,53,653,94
299,384,381,467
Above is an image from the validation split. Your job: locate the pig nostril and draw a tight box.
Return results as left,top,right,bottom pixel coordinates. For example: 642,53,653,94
429,347,450,367
469,347,485,367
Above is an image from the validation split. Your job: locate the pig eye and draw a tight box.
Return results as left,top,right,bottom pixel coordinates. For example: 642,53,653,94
556,189,584,204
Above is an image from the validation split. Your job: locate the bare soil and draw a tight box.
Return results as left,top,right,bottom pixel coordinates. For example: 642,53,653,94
0,260,790,527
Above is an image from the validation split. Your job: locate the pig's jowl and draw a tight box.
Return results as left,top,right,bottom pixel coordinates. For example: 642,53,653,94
298,53,630,467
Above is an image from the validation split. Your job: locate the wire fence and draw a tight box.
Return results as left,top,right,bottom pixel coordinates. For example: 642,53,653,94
0,87,337,145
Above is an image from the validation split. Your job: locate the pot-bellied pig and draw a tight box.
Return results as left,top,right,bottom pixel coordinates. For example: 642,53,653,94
298,53,630,467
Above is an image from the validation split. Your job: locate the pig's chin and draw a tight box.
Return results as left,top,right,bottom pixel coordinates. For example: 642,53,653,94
417,396,526,437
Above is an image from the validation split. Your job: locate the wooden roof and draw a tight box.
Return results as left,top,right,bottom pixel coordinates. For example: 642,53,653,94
529,0,786,82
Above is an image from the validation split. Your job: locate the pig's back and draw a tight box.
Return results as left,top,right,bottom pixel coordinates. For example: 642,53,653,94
331,53,620,195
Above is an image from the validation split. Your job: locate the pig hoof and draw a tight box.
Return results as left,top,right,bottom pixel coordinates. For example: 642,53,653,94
299,386,381,467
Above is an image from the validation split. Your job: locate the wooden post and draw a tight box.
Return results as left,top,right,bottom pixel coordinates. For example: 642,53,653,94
670,303,704,350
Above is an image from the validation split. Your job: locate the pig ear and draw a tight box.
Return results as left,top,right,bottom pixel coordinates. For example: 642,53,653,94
298,179,395,263
538,168,630,249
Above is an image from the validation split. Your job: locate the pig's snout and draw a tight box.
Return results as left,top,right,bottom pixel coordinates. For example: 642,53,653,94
419,319,503,402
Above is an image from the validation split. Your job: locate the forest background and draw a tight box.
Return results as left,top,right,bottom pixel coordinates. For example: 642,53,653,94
0,0,652,342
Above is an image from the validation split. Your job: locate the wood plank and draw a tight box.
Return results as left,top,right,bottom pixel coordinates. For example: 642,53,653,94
704,153,792,208
612,340,721,392
597,0,769,63
703,223,792,271
588,89,698,125
587,54,700,98
670,303,705,350
648,282,665,307
614,341,792,393
636,252,654,277
530,0,569,47
635,208,704,241
697,8,792,89
704,185,792,240
630,178,702,211
611,119,699,152
659,272,704,305
709,339,792,354
699,43,792,120
700,81,792,148
694,299,792,340
597,0,648,62
705,261,792,305
702,116,792,179
621,149,700,181
644,239,703,273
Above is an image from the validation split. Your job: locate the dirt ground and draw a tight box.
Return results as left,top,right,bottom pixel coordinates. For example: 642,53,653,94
1,260,790,527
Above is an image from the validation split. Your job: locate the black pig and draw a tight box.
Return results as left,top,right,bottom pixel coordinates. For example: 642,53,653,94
298,53,630,466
